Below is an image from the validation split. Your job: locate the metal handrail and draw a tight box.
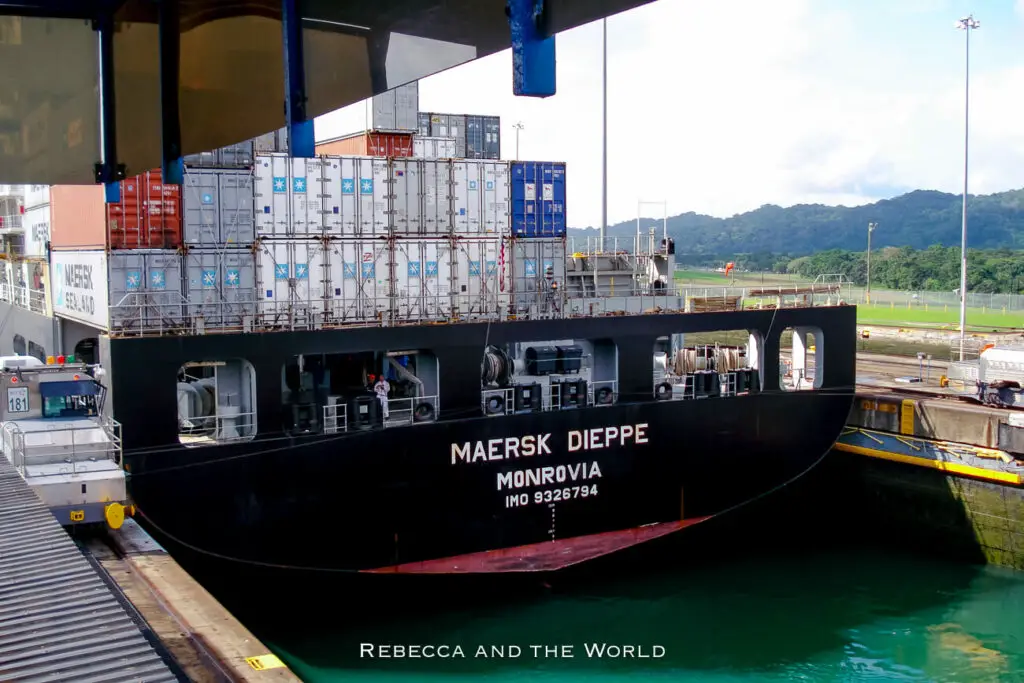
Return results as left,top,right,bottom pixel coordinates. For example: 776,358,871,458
2,415,123,478
320,394,437,432
178,409,256,446
93,278,850,339
323,402,348,434
0,213,23,232
0,283,48,315
481,379,616,416
380,394,439,427
654,368,758,401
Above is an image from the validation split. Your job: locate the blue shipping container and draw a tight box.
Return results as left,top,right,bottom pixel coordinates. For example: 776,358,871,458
511,161,566,238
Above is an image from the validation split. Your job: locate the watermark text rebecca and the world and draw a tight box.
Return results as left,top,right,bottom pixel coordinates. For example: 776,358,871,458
360,644,666,659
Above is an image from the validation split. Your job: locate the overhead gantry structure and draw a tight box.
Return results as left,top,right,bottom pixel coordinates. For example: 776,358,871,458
0,0,654,200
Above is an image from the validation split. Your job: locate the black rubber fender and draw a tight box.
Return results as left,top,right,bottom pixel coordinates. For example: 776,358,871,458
485,394,506,415
413,402,436,422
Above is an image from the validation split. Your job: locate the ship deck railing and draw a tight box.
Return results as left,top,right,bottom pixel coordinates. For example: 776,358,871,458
1,415,123,477
100,286,851,338
0,282,48,315
323,402,348,434
178,409,257,447
0,211,23,232
481,379,618,416
320,395,439,433
654,369,759,400
380,395,440,428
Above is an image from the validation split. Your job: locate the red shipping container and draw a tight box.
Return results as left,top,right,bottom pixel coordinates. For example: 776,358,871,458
107,169,182,249
315,130,414,158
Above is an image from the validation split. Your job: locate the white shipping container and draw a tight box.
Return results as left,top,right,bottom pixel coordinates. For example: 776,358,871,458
24,184,49,209
392,239,454,321
182,168,256,246
511,238,566,314
451,160,510,237
412,136,457,160
334,239,391,323
384,159,455,236
421,159,453,235
255,155,337,237
336,156,389,237
183,249,257,328
320,157,343,234
50,250,111,330
22,203,50,259
108,249,184,332
257,239,337,323
390,159,421,235
452,237,510,318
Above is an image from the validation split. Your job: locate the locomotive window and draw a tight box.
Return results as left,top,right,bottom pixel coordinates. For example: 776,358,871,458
28,341,45,363
40,380,99,418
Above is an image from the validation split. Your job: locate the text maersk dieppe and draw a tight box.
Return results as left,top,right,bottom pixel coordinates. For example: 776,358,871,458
450,424,649,508
449,424,649,466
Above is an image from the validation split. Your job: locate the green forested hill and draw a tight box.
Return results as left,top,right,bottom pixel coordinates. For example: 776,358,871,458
569,188,1024,256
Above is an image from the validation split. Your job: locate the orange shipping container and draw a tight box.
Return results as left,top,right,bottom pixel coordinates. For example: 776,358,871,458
315,130,414,158
106,170,182,249
49,185,107,250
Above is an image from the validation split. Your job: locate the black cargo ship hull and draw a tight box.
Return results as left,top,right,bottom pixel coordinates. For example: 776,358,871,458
108,306,857,576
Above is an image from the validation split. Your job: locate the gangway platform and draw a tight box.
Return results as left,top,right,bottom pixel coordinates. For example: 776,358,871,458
0,457,181,682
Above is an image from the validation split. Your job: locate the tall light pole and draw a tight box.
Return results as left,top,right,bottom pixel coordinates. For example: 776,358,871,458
513,122,525,160
866,222,877,305
600,17,608,254
956,14,979,361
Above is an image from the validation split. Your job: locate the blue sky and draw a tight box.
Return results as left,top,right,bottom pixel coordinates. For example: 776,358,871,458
315,0,1024,229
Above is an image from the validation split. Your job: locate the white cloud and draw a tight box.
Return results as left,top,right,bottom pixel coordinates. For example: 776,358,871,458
315,0,1024,229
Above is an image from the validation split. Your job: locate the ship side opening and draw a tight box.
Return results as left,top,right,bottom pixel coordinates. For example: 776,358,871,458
177,359,258,446
280,350,440,435
652,330,763,401
479,339,618,416
779,326,823,391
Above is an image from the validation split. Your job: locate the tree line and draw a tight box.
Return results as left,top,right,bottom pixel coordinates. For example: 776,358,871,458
570,187,1024,256
725,246,1024,294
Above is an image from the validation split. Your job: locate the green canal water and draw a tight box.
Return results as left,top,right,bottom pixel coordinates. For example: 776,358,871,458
247,539,1024,682
198,458,1024,683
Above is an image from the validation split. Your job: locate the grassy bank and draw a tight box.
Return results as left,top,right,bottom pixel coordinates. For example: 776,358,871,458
855,303,1023,330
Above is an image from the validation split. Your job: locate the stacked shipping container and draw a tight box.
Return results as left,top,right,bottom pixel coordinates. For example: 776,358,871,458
412,136,457,160
370,83,420,132
418,112,501,160
252,154,563,325
47,130,288,334
315,131,414,158
44,141,565,333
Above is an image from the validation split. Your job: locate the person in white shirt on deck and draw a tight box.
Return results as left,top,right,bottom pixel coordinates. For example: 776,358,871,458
373,375,391,419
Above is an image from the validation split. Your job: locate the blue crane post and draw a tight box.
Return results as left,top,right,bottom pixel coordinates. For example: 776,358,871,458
282,0,315,158
157,0,184,184
94,10,125,203
509,0,556,97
